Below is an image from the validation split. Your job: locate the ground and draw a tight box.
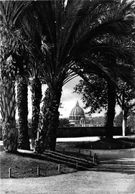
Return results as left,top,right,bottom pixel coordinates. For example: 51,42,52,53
0,136,135,193
1,136,135,178
56,136,135,151
1,170,135,194
0,151,75,179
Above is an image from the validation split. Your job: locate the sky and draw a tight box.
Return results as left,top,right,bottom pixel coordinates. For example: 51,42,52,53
27,76,85,119
59,76,85,118
27,76,121,119
0,76,121,120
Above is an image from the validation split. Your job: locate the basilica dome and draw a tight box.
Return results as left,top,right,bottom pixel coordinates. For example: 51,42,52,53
69,101,85,121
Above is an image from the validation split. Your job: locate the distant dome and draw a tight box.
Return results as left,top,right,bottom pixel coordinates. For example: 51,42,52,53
69,101,85,121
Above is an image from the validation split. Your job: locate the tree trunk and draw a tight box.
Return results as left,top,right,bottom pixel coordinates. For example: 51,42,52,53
35,83,62,153
122,109,128,136
31,77,42,140
0,79,18,152
105,81,116,138
17,76,30,150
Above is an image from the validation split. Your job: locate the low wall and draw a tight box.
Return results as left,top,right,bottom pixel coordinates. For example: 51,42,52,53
57,127,122,138
0,126,122,140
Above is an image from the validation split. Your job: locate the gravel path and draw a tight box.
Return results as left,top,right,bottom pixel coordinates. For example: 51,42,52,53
1,171,135,194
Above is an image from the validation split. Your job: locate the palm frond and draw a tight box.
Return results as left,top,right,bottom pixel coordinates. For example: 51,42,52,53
0,1,31,26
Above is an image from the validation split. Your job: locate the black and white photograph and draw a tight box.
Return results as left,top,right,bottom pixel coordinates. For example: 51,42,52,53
0,0,135,193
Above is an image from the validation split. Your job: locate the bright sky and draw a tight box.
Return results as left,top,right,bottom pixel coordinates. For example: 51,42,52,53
27,76,86,119
27,76,121,119
59,76,85,118
0,76,121,120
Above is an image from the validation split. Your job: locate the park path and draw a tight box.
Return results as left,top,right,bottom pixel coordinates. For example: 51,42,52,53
1,141,135,193
1,150,135,194
91,148,135,160
86,148,135,174
91,157,135,174
0,170,135,194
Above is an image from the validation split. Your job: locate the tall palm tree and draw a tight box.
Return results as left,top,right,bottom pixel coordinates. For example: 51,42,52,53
0,61,17,152
1,0,134,152
0,1,31,152
30,66,42,141
17,76,30,150
0,0,43,151
32,0,135,152
21,14,43,143
14,39,31,150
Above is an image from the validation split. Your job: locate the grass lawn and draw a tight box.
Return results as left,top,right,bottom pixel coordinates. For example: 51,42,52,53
0,151,76,179
1,136,135,179
56,136,135,151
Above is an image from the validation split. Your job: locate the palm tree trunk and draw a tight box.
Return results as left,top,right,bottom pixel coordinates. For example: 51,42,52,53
17,76,30,150
31,76,42,140
105,81,116,138
35,83,62,152
0,79,18,152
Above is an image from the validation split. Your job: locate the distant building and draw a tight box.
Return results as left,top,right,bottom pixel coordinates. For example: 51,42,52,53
69,101,91,127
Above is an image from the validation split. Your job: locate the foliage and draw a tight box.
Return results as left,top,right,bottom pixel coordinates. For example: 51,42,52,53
91,116,106,127
114,112,123,127
74,75,135,115
128,112,135,133
114,111,135,133
59,118,71,128
74,74,107,114
117,78,135,116
1,0,135,151
0,1,34,152
25,0,135,85
0,1,34,81
35,0,135,149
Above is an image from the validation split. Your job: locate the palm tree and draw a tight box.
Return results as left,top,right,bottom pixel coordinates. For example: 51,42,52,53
32,0,135,152
30,68,42,141
14,39,31,150
0,63,17,152
73,35,135,138
17,5,44,143
0,1,31,152
0,0,43,151
1,0,134,152
17,76,30,150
